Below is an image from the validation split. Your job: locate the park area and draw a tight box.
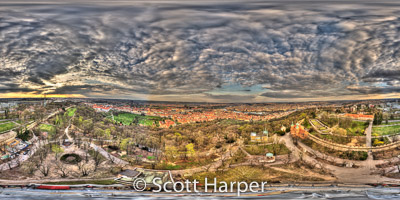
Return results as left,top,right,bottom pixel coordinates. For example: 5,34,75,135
65,107,77,117
372,125,400,136
342,121,368,136
0,122,15,133
244,143,291,156
39,123,56,138
110,113,163,126
317,118,368,136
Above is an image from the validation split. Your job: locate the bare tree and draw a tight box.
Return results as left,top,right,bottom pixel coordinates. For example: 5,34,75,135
108,153,116,164
83,144,89,163
93,150,102,171
38,148,49,164
39,164,50,177
15,156,21,167
25,161,36,175
284,153,292,164
55,161,68,178
77,162,92,177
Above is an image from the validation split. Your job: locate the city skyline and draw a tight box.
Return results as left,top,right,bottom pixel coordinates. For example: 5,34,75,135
1,0,400,102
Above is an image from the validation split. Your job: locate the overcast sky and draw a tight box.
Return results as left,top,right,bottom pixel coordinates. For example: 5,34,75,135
1,0,400,102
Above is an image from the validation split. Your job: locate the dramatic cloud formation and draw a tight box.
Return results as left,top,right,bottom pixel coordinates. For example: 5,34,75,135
1,0,400,102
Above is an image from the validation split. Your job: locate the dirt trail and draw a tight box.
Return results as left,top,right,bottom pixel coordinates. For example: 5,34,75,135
269,166,336,181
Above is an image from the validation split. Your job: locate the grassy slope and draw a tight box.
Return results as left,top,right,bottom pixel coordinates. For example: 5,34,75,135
0,122,15,132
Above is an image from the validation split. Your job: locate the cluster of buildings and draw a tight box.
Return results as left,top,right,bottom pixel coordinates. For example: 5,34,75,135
290,122,308,139
226,103,324,112
92,104,113,112
158,119,175,128
0,131,30,160
88,103,296,126
165,110,294,124
341,113,374,121
250,129,270,142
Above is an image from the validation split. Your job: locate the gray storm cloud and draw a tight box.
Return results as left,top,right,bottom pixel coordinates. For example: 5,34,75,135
1,1,400,101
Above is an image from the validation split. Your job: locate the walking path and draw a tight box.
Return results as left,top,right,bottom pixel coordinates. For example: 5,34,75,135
170,143,239,176
87,142,129,166
365,121,374,169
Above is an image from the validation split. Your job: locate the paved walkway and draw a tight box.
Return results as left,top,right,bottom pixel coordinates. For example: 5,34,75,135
365,121,374,169
87,142,129,166
170,143,239,176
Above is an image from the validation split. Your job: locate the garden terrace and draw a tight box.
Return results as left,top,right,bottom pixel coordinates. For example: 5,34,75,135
307,132,400,152
0,122,15,133
386,121,400,125
317,117,368,136
372,125,400,136
310,119,330,134
301,138,368,161
317,134,359,145
39,124,56,138
344,121,368,136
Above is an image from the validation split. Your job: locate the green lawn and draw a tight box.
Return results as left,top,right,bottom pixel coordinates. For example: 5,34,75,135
372,125,400,136
110,113,136,125
110,113,163,126
0,122,15,132
39,124,56,137
138,119,155,126
346,121,368,136
386,121,400,125
65,108,77,117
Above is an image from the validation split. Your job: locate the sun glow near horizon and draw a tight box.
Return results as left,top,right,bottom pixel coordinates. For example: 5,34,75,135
0,92,86,99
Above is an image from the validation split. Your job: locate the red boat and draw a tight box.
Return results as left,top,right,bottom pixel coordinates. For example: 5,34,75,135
36,185,70,190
